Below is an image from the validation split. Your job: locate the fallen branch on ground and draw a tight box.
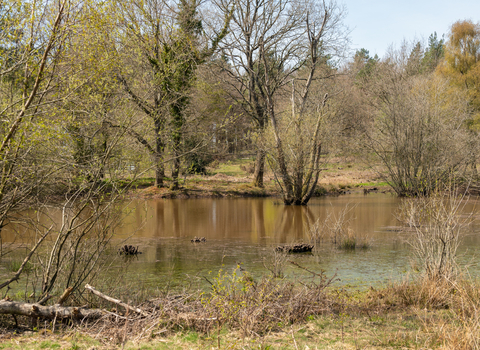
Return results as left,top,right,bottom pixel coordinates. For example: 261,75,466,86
85,284,149,317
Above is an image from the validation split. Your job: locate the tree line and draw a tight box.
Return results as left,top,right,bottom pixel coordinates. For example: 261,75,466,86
2,0,478,204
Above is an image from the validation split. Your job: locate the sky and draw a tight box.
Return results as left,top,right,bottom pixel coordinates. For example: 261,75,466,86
342,0,480,59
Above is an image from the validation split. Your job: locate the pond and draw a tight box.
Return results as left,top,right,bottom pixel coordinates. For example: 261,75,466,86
2,193,479,292
110,193,480,290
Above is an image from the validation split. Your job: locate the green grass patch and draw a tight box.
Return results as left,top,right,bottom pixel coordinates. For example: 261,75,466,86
7,260,33,273
211,158,254,176
39,341,61,349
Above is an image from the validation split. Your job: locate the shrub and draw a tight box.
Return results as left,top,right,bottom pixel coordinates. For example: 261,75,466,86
398,190,470,281
363,58,473,196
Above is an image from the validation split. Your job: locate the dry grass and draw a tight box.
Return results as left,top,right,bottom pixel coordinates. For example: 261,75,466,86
360,274,480,350
3,271,480,349
95,274,480,349
0,264,338,346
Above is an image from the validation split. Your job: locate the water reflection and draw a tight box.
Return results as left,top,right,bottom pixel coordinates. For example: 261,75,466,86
3,194,480,290
119,194,403,244
109,194,408,288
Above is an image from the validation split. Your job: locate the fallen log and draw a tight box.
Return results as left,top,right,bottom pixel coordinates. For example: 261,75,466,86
0,299,105,319
0,285,149,320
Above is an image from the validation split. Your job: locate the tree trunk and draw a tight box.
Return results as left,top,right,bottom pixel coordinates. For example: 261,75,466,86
266,103,294,204
252,149,265,188
154,119,165,187
170,105,183,190
155,162,164,188
171,154,180,190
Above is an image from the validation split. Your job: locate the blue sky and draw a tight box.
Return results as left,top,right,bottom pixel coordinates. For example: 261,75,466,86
343,0,480,58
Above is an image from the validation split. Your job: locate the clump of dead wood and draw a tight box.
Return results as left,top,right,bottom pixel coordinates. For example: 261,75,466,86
276,243,313,253
118,245,142,255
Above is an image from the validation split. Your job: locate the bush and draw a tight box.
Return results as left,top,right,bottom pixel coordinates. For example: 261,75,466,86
364,56,474,196
199,266,335,335
398,190,471,281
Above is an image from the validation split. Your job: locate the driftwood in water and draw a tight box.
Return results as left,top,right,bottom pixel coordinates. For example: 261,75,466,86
276,244,314,253
118,245,141,255
0,299,105,319
191,236,206,243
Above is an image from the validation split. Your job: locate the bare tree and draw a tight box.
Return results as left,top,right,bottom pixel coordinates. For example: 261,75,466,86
267,0,348,205
214,0,347,198
0,0,71,259
362,51,474,197
213,0,307,187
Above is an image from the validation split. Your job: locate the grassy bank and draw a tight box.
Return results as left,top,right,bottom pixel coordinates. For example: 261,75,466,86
1,272,479,349
126,156,388,199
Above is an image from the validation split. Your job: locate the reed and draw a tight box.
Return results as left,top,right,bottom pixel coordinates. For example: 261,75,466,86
308,203,371,250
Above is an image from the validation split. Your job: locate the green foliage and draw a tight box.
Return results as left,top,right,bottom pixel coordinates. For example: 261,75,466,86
354,48,379,81
7,260,33,274
422,32,445,72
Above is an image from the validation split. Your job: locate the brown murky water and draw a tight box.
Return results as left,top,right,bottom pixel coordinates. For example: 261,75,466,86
2,193,480,290
111,193,480,289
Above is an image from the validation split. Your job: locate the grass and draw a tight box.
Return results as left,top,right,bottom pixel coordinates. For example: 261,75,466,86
6,259,33,273
209,158,255,177
120,154,388,200
308,204,371,250
337,230,371,250
338,235,356,250
2,266,480,350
